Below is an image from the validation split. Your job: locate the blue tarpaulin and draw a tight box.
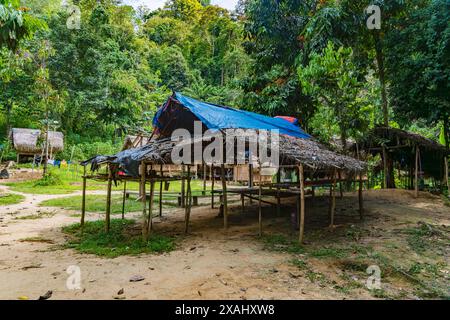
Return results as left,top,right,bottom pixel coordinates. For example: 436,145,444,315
153,93,311,139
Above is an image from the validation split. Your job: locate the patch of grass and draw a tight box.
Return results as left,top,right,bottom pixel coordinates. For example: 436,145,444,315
62,219,175,257
15,212,56,220
402,222,447,254
309,247,349,259
290,258,308,270
369,288,391,299
261,234,305,254
33,172,63,186
0,193,25,205
40,194,177,214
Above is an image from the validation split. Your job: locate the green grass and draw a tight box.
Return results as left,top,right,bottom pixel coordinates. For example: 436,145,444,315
261,234,305,254
0,193,25,205
62,219,175,257
14,212,56,220
40,194,178,214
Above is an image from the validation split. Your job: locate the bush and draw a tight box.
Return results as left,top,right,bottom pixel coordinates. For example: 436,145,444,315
57,141,122,161
34,172,63,186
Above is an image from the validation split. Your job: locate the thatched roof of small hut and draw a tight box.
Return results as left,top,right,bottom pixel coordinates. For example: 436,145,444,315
9,128,64,154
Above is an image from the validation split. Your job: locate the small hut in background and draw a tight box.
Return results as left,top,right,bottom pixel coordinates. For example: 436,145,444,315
9,128,64,163
358,127,449,196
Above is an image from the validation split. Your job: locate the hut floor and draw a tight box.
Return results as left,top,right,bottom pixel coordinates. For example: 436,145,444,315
0,185,448,300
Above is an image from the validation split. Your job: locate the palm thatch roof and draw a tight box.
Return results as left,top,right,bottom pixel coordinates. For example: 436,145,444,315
9,128,64,154
85,131,366,177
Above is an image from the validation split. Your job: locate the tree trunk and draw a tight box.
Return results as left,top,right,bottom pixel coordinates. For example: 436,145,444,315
373,31,389,127
443,116,449,150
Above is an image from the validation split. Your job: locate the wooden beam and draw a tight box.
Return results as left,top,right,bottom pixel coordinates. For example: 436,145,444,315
382,145,388,189
445,156,449,195
329,170,336,228
258,163,262,237
299,164,305,244
159,165,163,217
358,171,364,220
415,145,419,198
211,164,215,209
81,165,87,229
146,180,155,237
140,162,147,239
184,166,192,234
121,180,127,220
105,164,112,232
181,165,186,208
220,164,228,229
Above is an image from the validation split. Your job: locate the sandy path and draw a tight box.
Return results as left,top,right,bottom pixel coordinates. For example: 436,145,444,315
0,186,448,300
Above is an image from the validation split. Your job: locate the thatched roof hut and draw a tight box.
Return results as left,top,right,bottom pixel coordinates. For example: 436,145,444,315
10,128,64,155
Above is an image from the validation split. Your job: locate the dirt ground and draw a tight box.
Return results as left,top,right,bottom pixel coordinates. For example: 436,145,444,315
0,178,448,300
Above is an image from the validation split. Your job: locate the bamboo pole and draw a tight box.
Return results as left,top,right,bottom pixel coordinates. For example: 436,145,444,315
121,180,127,220
105,164,112,232
184,166,192,234
159,165,163,217
221,164,228,229
358,171,364,220
415,145,419,198
258,163,262,237
211,164,215,209
299,164,305,244
329,169,336,228
81,165,87,229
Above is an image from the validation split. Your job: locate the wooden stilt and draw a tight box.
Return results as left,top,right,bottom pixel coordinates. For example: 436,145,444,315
202,164,207,195
415,145,419,198
105,164,112,232
211,164,215,209
258,163,262,237
338,170,343,199
140,162,147,239
358,171,364,220
276,168,281,216
181,165,186,208
444,156,449,195
159,165,163,217
382,145,388,189
221,164,228,229
146,180,155,236
81,165,87,229
249,163,254,204
329,170,336,228
184,166,192,234
121,180,127,220
299,164,305,244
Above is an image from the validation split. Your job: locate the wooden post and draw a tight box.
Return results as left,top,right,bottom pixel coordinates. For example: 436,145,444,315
211,164,215,209
415,145,419,198
105,164,112,232
221,164,228,229
140,162,147,239
382,145,388,189
81,165,87,228
276,167,281,216
258,163,262,236
298,164,305,244
202,164,207,195
159,165,163,217
121,180,127,220
241,194,245,213
147,180,155,236
184,166,192,233
358,171,364,220
444,156,449,195
338,170,343,199
329,170,336,228
248,163,254,204
181,165,186,208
